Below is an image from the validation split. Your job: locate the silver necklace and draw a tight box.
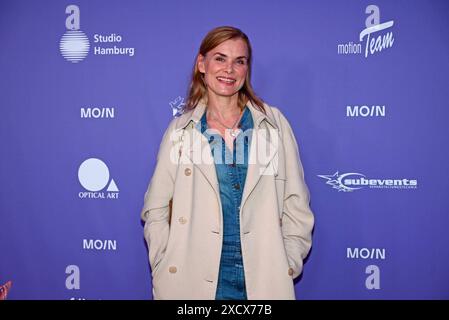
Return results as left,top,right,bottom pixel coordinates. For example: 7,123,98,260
207,109,243,137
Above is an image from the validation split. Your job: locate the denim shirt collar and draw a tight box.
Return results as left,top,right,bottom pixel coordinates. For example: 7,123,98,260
199,106,253,135
176,99,274,131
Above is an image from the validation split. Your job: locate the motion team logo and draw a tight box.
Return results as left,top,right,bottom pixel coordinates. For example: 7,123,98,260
318,171,417,192
337,4,395,58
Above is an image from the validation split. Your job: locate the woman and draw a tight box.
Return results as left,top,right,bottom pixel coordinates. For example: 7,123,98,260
141,26,314,300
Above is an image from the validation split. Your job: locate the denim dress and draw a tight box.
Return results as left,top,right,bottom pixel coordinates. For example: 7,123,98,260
198,106,253,300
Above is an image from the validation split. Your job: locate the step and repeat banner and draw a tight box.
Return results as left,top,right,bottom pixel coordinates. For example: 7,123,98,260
1,0,448,300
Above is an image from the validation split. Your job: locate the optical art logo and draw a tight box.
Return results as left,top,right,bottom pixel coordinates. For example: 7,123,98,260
78,158,119,199
318,171,417,192
337,5,394,58
59,5,90,63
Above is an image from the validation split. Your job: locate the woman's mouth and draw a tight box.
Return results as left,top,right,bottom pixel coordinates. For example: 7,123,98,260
216,76,236,85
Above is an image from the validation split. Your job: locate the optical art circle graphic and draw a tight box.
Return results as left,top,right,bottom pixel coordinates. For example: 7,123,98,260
59,30,90,63
78,158,110,192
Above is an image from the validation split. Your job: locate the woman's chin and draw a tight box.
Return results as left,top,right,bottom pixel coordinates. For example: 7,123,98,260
209,89,239,98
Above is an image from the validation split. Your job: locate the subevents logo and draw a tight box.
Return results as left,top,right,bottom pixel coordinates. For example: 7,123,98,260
318,171,417,192
59,5,135,63
78,158,119,199
337,5,394,58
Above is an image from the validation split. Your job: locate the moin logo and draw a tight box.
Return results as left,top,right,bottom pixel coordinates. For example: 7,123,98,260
83,239,117,251
318,171,417,192
59,5,90,63
337,5,394,58
81,107,115,119
78,158,119,199
346,105,386,118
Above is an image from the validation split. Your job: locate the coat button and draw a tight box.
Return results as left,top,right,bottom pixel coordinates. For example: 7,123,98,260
279,218,282,227
169,266,177,274
233,183,240,190
288,268,294,276
178,217,187,224
184,168,191,176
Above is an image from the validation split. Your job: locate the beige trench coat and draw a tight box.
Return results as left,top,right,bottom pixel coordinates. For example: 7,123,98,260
141,100,314,300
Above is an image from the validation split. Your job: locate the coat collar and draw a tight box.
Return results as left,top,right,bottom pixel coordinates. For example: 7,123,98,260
177,99,280,218
175,99,278,131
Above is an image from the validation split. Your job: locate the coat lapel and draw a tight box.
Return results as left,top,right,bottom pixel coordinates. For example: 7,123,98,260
184,125,221,200
176,102,221,201
240,119,279,211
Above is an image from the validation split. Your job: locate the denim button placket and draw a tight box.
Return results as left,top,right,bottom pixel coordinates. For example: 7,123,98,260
199,107,252,300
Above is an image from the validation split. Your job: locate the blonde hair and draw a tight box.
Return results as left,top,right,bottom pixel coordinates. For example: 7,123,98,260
184,26,265,113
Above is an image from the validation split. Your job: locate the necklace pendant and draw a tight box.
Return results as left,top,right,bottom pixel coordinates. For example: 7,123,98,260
230,130,237,137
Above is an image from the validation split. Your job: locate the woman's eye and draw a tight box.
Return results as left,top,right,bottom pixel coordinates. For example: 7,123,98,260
215,57,225,62
236,60,246,65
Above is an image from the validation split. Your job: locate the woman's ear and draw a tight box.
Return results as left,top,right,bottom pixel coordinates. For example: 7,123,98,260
197,54,205,73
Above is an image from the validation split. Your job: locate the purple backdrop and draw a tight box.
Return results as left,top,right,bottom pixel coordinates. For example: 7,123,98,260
1,0,448,299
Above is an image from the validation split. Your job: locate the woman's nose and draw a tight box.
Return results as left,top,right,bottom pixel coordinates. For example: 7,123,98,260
224,62,233,73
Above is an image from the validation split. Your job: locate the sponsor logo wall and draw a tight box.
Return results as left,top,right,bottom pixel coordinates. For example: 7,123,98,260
1,1,448,299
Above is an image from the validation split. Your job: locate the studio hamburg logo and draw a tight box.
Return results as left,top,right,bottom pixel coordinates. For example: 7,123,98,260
78,158,119,199
59,5,90,63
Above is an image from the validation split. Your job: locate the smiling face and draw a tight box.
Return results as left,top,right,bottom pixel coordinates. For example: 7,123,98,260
197,38,249,100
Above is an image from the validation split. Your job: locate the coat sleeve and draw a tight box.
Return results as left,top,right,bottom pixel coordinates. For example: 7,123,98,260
278,111,315,279
141,120,179,273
